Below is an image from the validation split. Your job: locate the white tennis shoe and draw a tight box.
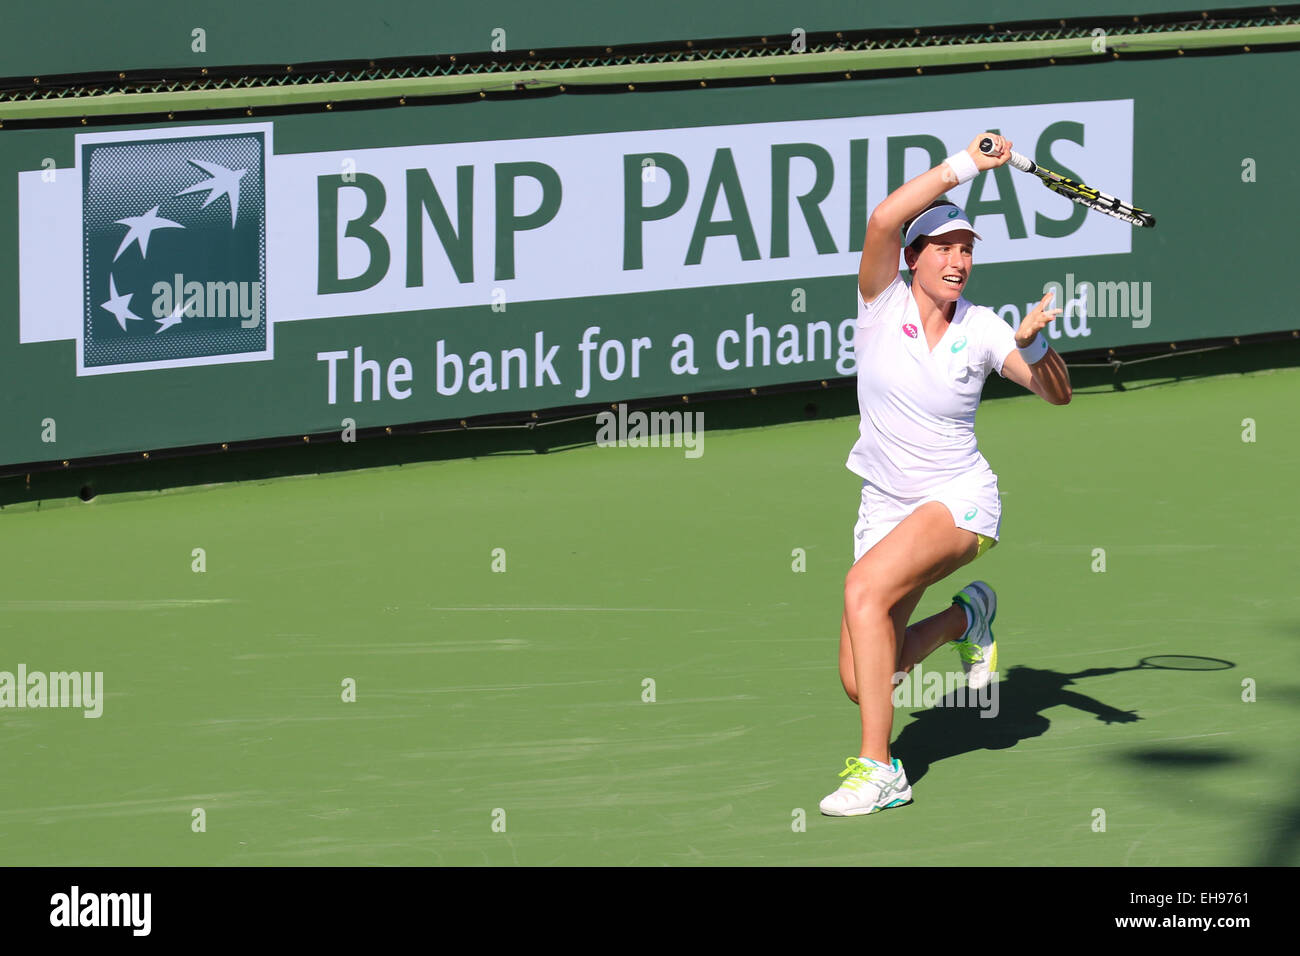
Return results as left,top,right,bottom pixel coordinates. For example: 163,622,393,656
952,580,998,691
819,757,913,817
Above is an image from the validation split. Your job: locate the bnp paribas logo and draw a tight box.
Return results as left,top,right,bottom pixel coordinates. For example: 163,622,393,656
79,127,270,374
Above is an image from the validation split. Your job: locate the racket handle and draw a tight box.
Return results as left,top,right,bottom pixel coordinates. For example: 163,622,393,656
978,136,1036,174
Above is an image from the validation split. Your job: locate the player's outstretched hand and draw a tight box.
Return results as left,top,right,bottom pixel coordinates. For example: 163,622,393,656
968,133,1013,171
1015,290,1064,348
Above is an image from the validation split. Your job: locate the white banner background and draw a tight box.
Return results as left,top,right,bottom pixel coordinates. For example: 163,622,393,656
20,101,1133,346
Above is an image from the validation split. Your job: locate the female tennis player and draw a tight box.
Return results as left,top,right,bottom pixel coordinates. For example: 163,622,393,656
820,132,1073,816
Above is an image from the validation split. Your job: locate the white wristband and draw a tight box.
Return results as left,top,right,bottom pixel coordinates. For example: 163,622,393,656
943,150,979,185
1017,333,1050,365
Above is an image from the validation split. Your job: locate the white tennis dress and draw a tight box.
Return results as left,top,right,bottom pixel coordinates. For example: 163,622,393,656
847,274,1019,562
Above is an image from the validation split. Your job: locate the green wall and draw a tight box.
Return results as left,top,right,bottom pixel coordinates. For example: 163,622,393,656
0,1,1272,77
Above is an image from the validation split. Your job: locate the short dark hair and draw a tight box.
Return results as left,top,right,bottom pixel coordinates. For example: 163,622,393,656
902,199,959,254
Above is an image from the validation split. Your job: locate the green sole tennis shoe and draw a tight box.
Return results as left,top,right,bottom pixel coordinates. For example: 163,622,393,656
952,580,998,691
819,757,913,817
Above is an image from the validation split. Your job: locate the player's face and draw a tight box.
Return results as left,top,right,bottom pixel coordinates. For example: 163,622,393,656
910,231,975,303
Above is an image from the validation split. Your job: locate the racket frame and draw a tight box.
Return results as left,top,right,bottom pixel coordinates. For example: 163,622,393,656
977,137,1156,228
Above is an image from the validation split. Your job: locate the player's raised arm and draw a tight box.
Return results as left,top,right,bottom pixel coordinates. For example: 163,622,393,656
857,132,1013,303
999,291,1073,405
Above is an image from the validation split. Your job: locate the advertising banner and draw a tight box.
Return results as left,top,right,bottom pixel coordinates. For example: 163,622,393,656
2,52,1293,466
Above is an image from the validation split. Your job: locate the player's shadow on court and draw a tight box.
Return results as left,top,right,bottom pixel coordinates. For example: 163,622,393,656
1111,683,1300,866
1255,686,1300,866
891,664,1145,785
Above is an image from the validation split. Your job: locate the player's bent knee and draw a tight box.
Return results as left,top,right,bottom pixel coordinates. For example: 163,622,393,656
844,565,897,621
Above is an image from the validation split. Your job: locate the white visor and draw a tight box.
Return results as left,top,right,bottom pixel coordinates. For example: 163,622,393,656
904,205,983,247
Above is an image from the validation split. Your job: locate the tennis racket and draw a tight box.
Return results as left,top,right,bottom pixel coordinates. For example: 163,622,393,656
978,137,1156,229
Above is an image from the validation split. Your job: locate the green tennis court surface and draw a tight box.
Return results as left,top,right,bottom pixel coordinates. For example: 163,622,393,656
1,365,1296,866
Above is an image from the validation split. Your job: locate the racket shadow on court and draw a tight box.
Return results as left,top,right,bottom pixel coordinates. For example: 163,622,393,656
890,655,1234,785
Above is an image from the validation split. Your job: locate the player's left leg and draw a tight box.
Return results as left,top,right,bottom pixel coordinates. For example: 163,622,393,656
838,584,926,705
895,604,971,675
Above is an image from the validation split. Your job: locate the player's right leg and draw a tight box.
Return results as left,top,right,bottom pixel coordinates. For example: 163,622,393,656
823,503,979,818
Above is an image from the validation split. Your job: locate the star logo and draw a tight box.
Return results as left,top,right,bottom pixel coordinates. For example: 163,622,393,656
155,297,186,334
176,159,247,227
113,205,183,261
78,126,269,374
99,274,145,331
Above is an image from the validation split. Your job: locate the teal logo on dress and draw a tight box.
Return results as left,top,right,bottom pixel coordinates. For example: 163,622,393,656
964,507,978,520
951,336,967,353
